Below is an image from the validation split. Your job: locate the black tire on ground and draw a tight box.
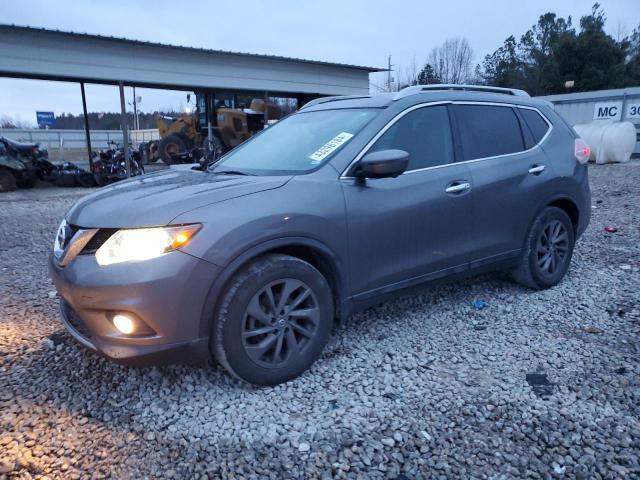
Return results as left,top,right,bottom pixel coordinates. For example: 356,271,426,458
0,168,17,192
148,141,159,163
138,142,150,165
76,172,97,188
158,134,187,165
201,134,225,163
93,172,109,187
16,172,36,189
212,254,334,386
511,206,575,290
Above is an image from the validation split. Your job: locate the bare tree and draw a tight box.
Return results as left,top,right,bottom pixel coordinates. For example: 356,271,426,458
0,115,31,129
427,37,474,84
402,53,420,88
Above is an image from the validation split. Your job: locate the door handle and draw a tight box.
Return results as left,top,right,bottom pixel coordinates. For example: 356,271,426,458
445,181,471,194
528,164,546,175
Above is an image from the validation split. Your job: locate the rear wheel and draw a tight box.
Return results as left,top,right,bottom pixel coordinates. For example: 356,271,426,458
93,172,109,187
0,168,17,192
212,254,334,386
512,206,575,289
158,134,186,165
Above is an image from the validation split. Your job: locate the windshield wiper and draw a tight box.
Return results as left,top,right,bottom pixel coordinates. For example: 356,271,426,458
211,170,256,176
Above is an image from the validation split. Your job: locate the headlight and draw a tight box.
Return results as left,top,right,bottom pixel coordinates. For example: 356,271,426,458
95,224,201,266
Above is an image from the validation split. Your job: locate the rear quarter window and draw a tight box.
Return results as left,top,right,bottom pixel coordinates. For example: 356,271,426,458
454,105,525,160
519,108,550,144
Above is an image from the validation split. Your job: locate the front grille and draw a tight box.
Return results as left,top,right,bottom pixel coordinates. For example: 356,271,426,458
61,299,92,339
81,228,117,254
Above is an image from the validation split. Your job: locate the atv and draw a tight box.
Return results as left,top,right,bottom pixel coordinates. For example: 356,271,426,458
0,144,37,192
0,136,53,181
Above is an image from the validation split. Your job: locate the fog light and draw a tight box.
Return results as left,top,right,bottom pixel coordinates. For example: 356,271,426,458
113,314,135,335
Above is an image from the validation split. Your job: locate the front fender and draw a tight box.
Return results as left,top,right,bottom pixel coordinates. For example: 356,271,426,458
195,236,348,337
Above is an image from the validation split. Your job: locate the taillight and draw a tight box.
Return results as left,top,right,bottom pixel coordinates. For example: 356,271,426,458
575,138,591,164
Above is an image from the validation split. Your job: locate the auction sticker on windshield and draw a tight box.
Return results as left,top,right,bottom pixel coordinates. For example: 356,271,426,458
309,132,354,163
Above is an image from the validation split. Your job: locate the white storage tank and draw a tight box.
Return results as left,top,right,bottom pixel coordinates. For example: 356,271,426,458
574,121,637,164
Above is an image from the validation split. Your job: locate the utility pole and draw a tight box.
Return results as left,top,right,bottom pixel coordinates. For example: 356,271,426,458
386,55,394,92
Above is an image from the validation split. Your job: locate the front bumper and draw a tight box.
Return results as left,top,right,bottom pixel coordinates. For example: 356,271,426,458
49,250,220,366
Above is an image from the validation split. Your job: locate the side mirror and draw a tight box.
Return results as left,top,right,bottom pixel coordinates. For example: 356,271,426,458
356,149,409,179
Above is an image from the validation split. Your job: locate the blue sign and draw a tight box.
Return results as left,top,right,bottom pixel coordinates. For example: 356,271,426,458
36,111,55,127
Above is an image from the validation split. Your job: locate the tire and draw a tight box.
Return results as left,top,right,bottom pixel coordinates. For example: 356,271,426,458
0,168,17,192
511,206,575,290
158,134,186,165
148,141,159,163
201,134,225,163
93,172,109,187
16,171,36,189
76,172,97,188
138,143,150,165
212,254,334,386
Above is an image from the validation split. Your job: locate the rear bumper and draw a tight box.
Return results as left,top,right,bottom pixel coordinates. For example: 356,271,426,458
577,173,591,240
49,250,220,366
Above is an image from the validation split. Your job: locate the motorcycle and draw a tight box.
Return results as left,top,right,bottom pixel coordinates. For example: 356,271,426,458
91,141,145,186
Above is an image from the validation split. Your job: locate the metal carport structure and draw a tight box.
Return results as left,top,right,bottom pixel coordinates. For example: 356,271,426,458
0,24,381,172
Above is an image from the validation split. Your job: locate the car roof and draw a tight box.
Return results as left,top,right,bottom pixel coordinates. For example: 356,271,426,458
301,86,550,112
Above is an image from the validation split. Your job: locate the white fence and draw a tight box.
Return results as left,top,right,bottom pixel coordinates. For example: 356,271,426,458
129,129,160,143
0,128,160,150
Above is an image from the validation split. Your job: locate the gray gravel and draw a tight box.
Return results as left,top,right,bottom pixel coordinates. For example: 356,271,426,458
1,163,639,479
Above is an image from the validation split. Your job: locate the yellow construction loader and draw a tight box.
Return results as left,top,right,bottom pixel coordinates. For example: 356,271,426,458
149,92,284,164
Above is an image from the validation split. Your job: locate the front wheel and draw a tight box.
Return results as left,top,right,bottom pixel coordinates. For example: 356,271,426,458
212,254,334,386
158,134,186,165
512,206,575,290
0,168,17,192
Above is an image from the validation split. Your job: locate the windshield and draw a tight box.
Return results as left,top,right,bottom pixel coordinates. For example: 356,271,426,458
209,108,379,175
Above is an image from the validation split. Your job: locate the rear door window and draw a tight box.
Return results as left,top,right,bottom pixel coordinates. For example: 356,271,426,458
454,105,525,160
368,105,454,171
519,108,550,144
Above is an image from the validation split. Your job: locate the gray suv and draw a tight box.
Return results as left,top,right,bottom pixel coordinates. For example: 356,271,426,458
50,85,591,385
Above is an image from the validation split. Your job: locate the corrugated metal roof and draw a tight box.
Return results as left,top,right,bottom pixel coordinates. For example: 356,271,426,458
0,24,384,73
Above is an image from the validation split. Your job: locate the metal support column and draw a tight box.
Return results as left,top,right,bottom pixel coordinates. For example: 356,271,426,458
133,86,139,130
80,82,93,170
264,91,269,127
118,81,131,177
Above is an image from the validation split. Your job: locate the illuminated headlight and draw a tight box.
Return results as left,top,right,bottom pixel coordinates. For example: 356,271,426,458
95,224,201,266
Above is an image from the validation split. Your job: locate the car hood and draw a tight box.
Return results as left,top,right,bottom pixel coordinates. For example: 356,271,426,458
66,169,291,228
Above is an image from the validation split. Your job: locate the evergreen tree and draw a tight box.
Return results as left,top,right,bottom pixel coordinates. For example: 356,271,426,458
417,64,440,85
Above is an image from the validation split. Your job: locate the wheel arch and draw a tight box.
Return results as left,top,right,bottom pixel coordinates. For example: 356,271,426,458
547,196,580,234
198,237,348,338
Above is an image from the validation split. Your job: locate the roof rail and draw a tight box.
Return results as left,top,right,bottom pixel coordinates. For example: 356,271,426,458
393,84,530,100
300,95,370,110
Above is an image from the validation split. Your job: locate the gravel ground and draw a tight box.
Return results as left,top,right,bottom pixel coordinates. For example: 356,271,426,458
1,162,639,479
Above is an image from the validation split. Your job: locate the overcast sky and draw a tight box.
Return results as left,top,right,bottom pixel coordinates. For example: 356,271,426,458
1,0,638,126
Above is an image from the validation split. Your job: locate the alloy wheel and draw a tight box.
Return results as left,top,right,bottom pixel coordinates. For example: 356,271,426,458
241,279,320,368
536,220,569,276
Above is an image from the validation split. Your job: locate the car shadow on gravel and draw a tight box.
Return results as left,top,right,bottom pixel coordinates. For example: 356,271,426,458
6,268,542,414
